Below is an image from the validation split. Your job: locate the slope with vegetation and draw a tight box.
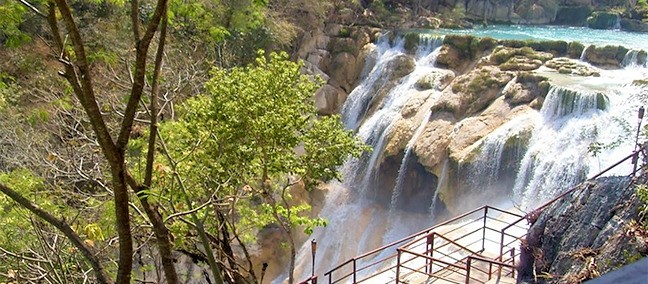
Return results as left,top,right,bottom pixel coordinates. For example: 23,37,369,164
0,0,366,283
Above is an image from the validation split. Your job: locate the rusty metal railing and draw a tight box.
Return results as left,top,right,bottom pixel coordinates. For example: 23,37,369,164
313,144,646,284
393,206,526,283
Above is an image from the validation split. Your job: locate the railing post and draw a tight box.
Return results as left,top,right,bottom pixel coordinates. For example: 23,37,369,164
396,249,401,284
465,257,472,284
511,247,516,279
328,272,332,284
488,262,493,281
499,227,506,261
482,207,488,252
352,259,357,284
426,233,434,274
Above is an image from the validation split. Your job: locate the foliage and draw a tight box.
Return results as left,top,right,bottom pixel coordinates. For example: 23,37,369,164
157,51,366,282
638,184,648,226
0,1,31,47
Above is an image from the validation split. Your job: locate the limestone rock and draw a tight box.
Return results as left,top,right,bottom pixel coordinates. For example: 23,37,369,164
449,65,514,116
384,119,414,157
416,16,442,29
413,112,456,171
385,54,417,81
314,84,346,115
436,45,464,71
582,45,629,68
545,58,601,76
499,56,543,71
448,101,533,163
415,69,455,90
357,43,378,79
503,73,550,106
306,49,331,72
587,11,620,29
329,52,357,93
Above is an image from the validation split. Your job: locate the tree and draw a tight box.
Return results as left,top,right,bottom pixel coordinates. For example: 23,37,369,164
158,51,366,283
0,0,179,283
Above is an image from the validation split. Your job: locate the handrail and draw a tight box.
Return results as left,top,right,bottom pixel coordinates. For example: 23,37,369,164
324,205,501,282
313,145,646,284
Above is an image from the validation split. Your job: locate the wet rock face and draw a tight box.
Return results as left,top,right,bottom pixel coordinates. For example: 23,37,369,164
587,11,621,29
582,45,630,68
372,150,443,214
520,176,645,283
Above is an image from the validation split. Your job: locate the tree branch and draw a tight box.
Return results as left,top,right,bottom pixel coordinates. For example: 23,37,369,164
0,183,112,284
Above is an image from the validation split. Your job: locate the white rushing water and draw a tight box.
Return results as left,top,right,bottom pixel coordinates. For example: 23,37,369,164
281,28,648,283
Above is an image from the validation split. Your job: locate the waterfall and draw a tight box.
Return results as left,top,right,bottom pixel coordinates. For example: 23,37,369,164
470,112,538,193
512,86,611,209
580,45,590,62
283,35,445,283
614,14,621,30
281,27,648,284
622,49,643,68
429,159,449,217
390,109,432,210
341,36,405,130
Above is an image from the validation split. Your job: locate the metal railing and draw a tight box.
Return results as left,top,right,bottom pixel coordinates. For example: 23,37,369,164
393,206,526,283
323,206,527,284
313,144,647,284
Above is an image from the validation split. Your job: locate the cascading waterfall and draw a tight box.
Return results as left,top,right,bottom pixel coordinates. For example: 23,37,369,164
513,86,611,209
622,49,644,68
470,112,539,192
341,36,406,130
284,35,445,283
580,45,590,61
390,109,432,210
429,159,449,217
281,27,648,284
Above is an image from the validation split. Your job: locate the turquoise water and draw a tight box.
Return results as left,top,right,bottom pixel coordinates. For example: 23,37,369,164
425,25,648,51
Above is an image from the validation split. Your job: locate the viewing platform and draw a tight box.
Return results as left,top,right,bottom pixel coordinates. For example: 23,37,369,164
316,206,530,284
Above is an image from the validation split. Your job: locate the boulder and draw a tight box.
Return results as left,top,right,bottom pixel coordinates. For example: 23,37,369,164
385,54,417,81
415,16,442,29
567,41,585,59
314,84,346,115
384,119,415,157
329,52,358,93
449,66,515,116
413,112,457,171
331,37,359,57
297,31,317,59
504,72,550,106
306,49,331,72
448,102,534,164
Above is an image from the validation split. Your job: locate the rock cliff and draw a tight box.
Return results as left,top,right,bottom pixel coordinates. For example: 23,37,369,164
519,175,648,283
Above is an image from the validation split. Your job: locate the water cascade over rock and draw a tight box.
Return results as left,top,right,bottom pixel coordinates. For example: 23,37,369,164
282,27,648,283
